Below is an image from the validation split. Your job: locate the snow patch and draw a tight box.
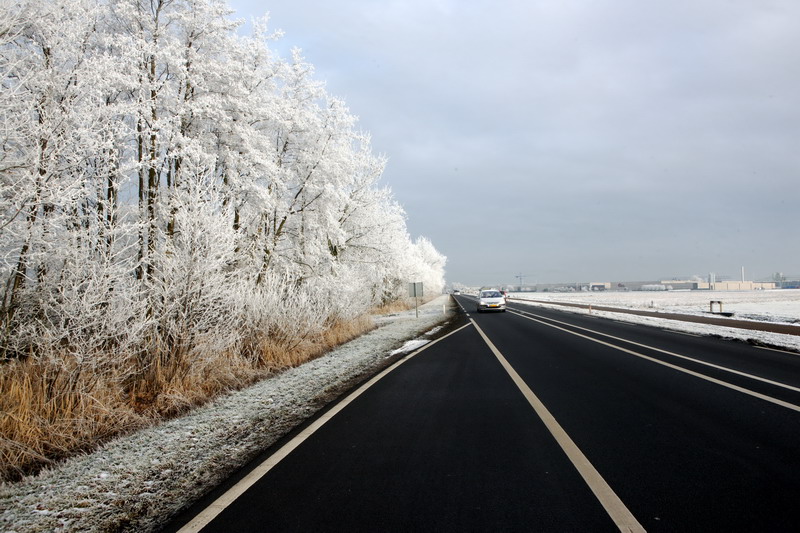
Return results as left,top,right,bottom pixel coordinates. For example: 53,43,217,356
389,339,430,355
425,326,444,336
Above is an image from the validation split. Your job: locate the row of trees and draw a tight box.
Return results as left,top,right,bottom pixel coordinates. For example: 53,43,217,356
0,0,445,416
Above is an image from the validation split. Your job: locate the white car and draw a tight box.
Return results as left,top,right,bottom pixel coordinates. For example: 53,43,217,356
476,289,506,313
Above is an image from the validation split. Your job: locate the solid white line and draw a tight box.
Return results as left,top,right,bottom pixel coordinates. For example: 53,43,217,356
178,323,473,533
470,319,645,533
674,331,703,338
517,309,800,394
757,345,800,356
509,310,800,413
508,309,800,394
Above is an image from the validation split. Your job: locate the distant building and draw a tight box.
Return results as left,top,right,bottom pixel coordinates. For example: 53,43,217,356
641,284,670,291
693,281,776,291
525,279,781,293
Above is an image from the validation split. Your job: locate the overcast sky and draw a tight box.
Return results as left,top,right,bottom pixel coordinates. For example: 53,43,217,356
227,0,799,286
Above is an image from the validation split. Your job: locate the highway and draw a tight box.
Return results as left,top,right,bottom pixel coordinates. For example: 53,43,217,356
167,295,800,532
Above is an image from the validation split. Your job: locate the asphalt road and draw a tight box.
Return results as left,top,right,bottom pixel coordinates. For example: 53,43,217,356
167,296,800,532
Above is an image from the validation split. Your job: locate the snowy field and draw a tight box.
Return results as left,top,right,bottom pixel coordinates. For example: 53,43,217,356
510,290,800,352
0,296,455,533
512,289,800,324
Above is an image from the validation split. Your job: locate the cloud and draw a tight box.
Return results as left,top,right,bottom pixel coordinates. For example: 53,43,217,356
228,0,800,284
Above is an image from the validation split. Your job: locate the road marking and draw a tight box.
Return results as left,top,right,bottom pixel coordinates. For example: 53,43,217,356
673,331,703,338
470,319,645,533
508,308,800,394
177,323,473,533
757,345,800,356
508,310,800,413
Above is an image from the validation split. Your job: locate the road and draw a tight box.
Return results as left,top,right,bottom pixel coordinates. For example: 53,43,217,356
167,295,800,532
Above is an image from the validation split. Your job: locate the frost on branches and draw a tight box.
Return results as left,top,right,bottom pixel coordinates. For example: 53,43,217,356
0,0,446,478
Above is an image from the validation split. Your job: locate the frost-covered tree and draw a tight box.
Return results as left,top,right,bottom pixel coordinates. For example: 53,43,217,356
1,0,448,478
0,0,135,357
0,0,445,386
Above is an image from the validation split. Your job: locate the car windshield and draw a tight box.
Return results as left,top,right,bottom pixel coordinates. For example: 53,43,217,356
481,291,501,298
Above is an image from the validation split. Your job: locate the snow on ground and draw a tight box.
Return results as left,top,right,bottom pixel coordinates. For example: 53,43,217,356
511,291,800,353
0,295,456,533
512,289,800,324
389,339,431,355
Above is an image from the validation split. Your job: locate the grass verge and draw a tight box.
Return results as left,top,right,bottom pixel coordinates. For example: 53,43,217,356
0,314,376,482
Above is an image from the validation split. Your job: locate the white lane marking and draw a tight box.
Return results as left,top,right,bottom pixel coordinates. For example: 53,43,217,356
757,345,800,356
509,310,800,413
470,319,645,533
508,309,800,394
178,323,473,533
674,331,704,338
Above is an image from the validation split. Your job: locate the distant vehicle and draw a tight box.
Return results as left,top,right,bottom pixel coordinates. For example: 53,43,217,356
476,289,506,313
453,289,461,295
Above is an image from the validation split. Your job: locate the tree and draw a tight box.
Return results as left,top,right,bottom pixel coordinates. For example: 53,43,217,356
0,0,446,393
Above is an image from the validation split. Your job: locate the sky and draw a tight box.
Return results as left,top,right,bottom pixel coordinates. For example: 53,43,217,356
226,0,799,287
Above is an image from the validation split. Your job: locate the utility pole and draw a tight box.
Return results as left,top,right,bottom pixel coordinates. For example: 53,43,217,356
516,273,524,291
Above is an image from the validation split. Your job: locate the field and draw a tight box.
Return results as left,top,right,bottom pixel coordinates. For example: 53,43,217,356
512,289,800,325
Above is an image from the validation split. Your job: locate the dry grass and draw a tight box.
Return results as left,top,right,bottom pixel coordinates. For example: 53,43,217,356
372,295,443,317
0,314,376,482
0,357,146,481
255,315,375,370
372,298,414,315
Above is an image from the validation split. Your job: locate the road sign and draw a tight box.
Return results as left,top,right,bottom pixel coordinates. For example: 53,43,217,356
408,282,423,317
408,282,423,298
